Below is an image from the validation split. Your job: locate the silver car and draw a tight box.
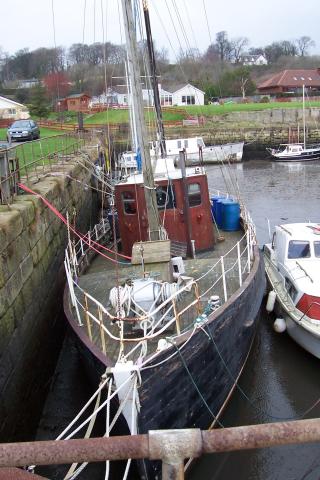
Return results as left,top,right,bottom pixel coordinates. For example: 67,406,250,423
7,120,40,142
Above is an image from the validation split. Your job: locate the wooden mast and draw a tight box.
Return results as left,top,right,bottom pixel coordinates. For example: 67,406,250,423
142,0,167,158
121,0,160,241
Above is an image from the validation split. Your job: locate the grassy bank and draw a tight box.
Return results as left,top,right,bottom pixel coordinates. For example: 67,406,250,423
183,100,320,115
47,100,320,125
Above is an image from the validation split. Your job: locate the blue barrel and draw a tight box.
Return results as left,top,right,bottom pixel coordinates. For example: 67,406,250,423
211,195,225,224
221,199,240,231
215,198,226,228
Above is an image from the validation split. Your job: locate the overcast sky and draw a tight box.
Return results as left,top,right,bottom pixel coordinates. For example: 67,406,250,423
1,0,319,58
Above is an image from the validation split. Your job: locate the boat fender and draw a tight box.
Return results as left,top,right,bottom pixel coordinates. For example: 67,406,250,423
273,317,286,333
266,290,276,312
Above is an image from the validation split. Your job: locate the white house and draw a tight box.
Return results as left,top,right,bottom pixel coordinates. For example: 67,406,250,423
0,96,29,120
241,54,268,66
169,84,205,106
145,83,205,107
91,83,205,108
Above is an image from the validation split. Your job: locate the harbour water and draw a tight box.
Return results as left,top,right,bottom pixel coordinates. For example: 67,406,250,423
189,159,320,480
36,158,320,479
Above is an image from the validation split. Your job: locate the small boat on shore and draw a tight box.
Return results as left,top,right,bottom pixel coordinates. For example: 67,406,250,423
263,223,320,358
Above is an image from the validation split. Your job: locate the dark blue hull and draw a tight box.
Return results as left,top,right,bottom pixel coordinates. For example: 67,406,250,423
64,247,266,479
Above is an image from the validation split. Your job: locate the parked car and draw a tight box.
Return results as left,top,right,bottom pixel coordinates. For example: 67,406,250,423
7,120,40,142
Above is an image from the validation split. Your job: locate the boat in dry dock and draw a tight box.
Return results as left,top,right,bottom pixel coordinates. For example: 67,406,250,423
62,1,265,478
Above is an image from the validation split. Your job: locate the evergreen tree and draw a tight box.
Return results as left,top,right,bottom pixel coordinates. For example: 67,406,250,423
28,84,50,118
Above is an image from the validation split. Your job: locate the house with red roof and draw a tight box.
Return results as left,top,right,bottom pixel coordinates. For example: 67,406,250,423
257,69,320,94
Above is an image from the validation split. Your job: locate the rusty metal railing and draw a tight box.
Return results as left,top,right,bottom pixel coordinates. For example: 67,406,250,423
0,133,89,205
0,419,320,479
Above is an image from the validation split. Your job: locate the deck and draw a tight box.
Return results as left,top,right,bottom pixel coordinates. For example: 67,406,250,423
73,227,248,364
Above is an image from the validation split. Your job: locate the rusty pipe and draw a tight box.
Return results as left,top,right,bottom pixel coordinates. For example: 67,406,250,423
202,418,320,453
0,419,319,469
0,435,149,467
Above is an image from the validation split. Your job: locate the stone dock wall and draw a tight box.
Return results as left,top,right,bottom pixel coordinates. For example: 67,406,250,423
0,145,99,441
110,108,320,155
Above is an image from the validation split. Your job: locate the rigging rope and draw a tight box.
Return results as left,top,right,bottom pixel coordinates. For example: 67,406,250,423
18,183,131,262
202,323,320,422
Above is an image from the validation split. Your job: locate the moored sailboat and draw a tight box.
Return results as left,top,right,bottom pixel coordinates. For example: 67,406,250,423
63,1,265,478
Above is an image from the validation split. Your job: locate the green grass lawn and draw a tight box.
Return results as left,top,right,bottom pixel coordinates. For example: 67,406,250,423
183,100,320,115
74,100,320,124
84,109,185,124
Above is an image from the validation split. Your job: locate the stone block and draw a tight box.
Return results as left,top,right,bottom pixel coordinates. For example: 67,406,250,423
0,211,24,253
28,214,47,249
35,234,48,262
30,244,39,266
0,348,13,392
31,178,62,204
12,294,25,327
44,223,55,248
20,254,34,283
15,194,44,214
5,268,23,307
1,230,30,283
21,263,44,310
1,201,35,228
0,307,15,348
42,243,56,274
0,285,9,318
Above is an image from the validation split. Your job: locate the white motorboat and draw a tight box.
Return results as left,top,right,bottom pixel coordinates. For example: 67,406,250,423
263,223,320,358
267,85,320,162
267,143,320,162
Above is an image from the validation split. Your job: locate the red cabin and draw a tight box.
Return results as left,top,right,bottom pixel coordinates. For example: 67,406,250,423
114,168,215,257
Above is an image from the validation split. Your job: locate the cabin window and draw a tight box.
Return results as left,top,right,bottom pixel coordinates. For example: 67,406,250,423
156,185,175,210
122,191,137,214
314,241,320,257
287,240,311,259
188,183,201,207
184,140,188,148
177,140,182,149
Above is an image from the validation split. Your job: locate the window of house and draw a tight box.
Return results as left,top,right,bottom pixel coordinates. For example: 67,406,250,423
188,183,201,207
287,240,310,259
293,77,297,80
308,77,312,80
177,140,182,149
122,191,137,214
8,109,16,115
301,77,305,80
156,185,175,210
181,95,195,104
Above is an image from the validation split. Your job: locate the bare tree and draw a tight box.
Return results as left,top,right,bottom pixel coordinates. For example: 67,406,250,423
203,43,220,63
231,37,249,63
216,31,232,61
296,36,315,56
